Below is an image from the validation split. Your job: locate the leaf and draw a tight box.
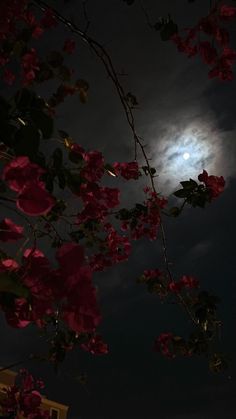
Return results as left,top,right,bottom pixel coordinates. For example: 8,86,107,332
180,179,198,190
47,51,64,68
58,129,70,139
169,206,180,217
173,189,189,198
14,125,40,159
0,273,29,298
57,171,66,189
160,20,178,41
30,109,54,139
53,148,63,170
14,88,35,111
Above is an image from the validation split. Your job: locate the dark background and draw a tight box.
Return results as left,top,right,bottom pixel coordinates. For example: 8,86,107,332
1,1,236,418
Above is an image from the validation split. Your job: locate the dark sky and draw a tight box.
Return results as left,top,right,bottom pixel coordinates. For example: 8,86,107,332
1,1,236,418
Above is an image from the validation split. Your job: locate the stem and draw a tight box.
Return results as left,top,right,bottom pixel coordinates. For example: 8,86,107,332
30,0,205,332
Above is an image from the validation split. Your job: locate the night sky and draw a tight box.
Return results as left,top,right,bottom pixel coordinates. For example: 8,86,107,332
1,1,236,418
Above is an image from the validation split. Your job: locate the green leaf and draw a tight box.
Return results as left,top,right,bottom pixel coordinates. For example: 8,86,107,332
0,273,30,298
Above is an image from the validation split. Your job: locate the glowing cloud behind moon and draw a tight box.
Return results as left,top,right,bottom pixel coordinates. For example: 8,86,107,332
150,120,226,194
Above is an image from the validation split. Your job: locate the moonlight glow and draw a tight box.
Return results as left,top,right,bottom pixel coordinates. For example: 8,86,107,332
183,152,190,160
151,122,223,193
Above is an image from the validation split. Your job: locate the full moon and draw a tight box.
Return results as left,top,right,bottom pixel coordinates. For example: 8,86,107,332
183,152,190,160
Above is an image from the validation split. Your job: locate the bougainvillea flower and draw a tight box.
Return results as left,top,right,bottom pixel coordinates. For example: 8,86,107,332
198,170,225,198
56,242,85,276
2,156,45,192
113,161,140,180
17,182,55,216
63,281,102,333
218,5,236,20
63,38,76,54
153,332,175,358
0,218,24,242
80,334,109,355
3,68,16,85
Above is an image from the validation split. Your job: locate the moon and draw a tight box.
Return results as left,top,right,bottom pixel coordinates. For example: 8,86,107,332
183,152,190,160
151,121,224,194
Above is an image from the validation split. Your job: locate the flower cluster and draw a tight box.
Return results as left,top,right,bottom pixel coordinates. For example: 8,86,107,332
112,161,140,180
198,170,225,199
2,156,55,216
1,369,49,418
153,333,175,359
120,187,167,241
168,275,199,293
171,4,236,80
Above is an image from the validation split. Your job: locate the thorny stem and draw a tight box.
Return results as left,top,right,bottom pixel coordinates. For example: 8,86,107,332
31,0,201,329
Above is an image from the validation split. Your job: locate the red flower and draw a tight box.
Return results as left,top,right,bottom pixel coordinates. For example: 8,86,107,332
219,5,236,20
3,68,16,85
3,156,45,192
40,8,57,28
63,38,76,54
0,218,24,242
198,41,218,65
154,333,174,359
56,242,85,277
168,281,183,293
0,258,19,272
82,150,104,182
113,161,140,180
5,298,31,328
21,48,39,84
63,281,102,333
17,182,55,216
80,334,108,355
179,275,199,289
32,25,44,39
198,170,225,199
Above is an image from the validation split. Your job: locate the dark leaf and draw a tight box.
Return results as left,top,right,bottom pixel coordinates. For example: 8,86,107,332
0,273,29,298
30,109,54,139
173,189,189,198
160,20,178,41
53,148,63,170
14,125,40,159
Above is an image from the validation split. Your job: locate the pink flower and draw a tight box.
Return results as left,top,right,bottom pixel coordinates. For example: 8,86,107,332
198,170,225,199
219,5,236,20
3,156,45,192
3,68,16,85
0,218,24,242
113,161,140,180
40,8,57,28
56,242,85,276
154,333,174,359
179,275,199,289
80,334,108,355
63,281,102,333
17,182,55,216
198,41,218,65
63,38,76,54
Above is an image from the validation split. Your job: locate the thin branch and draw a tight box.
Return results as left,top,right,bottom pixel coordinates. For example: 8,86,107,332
30,0,202,331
